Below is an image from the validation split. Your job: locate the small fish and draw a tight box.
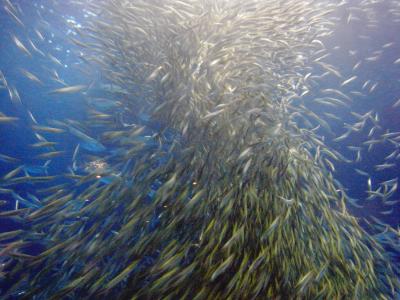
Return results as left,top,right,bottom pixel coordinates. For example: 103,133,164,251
2,165,23,180
4,5,24,27
30,141,58,148
146,66,163,81
0,153,19,163
20,69,43,85
392,98,400,108
7,85,22,105
238,147,252,160
352,61,362,71
340,75,357,87
26,193,42,207
69,37,90,48
34,29,45,41
382,42,394,48
36,151,65,159
262,216,280,240
47,53,63,67
72,144,80,162
27,110,38,124
23,162,50,176
27,38,45,57
316,62,342,78
297,271,314,293
362,80,371,90
278,196,294,205
368,178,372,190
0,114,19,123
0,188,13,194
68,126,105,152
355,169,369,177
104,260,139,290
202,109,225,120
380,208,393,215
0,229,23,242
369,82,378,93
11,192,41,209
48,85,87,95
0,209,30,218
374,163,396,171
11,35,32,57
32,125,65,134
210,254,234,281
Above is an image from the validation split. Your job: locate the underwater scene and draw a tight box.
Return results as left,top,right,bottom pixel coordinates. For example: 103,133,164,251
0,0,399,299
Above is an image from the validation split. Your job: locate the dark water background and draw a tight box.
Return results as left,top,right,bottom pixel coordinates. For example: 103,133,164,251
0,0,399,295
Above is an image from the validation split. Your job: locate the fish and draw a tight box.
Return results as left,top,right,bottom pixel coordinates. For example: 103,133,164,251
47,53,64,67
297,271,314,294
340,75,357,87
392,98,400,108
32,125,65,134
7,85,22,105
0,1,398,300
0,229,24,242
104,260,139,290
48,85,87,95
30,141,58,148
146,66,163,81
2,165,24,180
27,38,45,57
23,161,50,176
86,98,122,110
210,254,234,282
202,109,225,120
0,113,18,123
4,3,24,27
11,192,41,209
369,82,379,93
11,35,32,57
72,144,80,163
86,83,129,96
278,196,294,205
0,153,20,163
34,29,45,41
316,62,342,78
20,68,43,85
68,126,106,152
352,61,362,71
35,151,65,159
355,169,369,177
0,188,13,194
374,163,396,171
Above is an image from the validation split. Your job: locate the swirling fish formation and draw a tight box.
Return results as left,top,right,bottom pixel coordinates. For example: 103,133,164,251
0,0,399,299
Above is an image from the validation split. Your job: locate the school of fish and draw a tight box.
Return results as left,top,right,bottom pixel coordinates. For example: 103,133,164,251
0,0,399,299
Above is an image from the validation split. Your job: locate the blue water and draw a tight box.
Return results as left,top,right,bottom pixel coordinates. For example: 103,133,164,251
0,0,399,298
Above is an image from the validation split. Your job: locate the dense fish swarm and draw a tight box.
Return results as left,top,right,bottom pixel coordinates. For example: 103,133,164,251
0,0,399,299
